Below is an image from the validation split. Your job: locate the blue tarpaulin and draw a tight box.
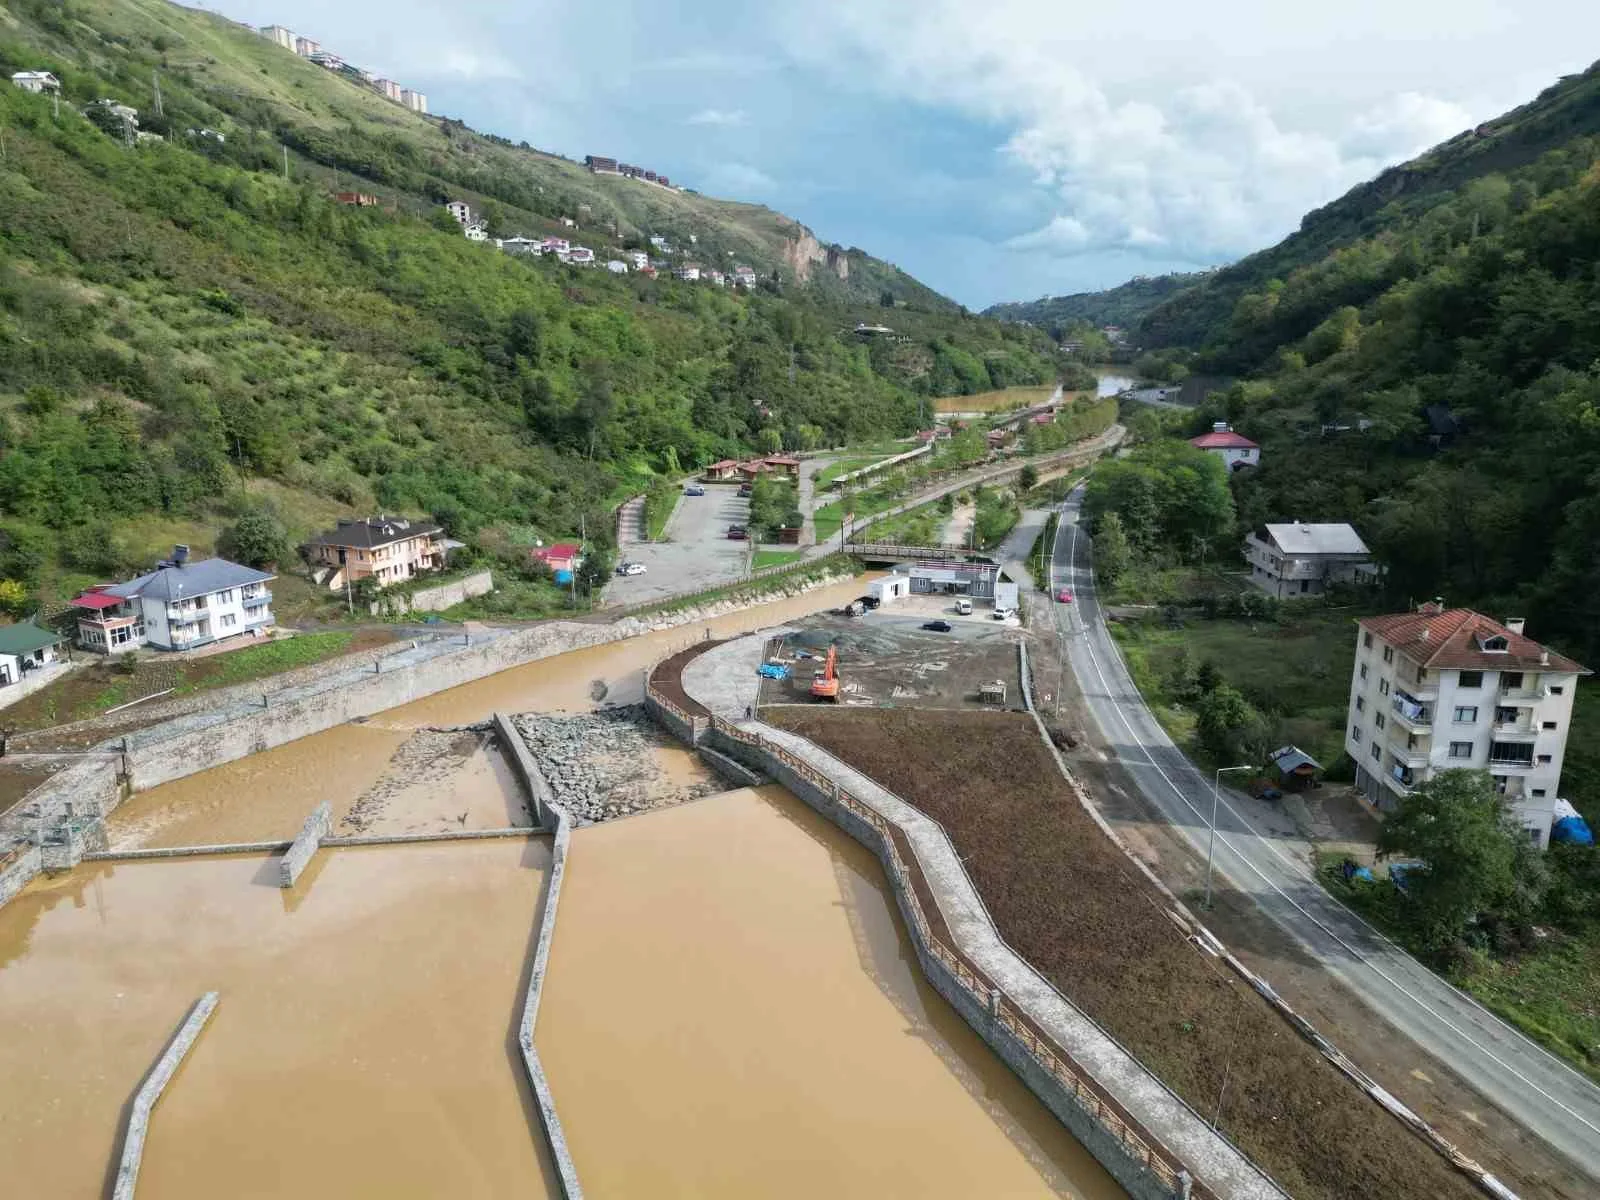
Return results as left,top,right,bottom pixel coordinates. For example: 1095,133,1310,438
1550,800,1595,846
757,663,790,680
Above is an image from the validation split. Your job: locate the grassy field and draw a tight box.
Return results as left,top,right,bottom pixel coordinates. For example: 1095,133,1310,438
5,631,376,733
815,455,896,490
932,386,1054,414
752,549,804,569
1111,608,1360,771
863,501,945,545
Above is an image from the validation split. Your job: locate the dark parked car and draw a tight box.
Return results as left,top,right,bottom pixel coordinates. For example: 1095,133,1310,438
727,525,748,540
738,482,753,497
922,620,953,632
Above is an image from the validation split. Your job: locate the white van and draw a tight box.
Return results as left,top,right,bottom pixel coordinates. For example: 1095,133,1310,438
954,598,972,616
992,606,1015,621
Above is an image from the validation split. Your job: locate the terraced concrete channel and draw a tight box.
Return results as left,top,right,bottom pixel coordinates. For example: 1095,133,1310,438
0,582,1123,1198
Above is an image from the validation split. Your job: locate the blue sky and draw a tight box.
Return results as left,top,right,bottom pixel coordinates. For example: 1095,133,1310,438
216,1,1600,308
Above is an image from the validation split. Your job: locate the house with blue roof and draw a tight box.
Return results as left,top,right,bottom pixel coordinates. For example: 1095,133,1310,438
71,545,274,653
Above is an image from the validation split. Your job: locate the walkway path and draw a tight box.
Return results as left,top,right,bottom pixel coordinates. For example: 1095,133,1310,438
1048,486,1600,1182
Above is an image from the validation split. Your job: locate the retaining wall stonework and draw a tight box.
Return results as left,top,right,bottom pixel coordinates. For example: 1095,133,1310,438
112,992,219,1200
370,570,495,616
0,846,43,907
279,802,332,887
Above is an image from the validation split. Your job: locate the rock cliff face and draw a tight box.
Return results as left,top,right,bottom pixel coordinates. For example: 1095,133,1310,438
782,224,850,283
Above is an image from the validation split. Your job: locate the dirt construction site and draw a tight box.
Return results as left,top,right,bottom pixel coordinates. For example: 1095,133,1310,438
756,604,1025,712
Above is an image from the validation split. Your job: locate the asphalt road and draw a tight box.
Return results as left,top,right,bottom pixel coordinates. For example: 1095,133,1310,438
1048,486,1600,1182
602,485,752,606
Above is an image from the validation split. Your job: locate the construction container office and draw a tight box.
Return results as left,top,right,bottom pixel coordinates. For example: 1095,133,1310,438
890,560,1000,600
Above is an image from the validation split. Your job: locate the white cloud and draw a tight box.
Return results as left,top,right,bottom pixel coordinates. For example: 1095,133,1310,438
687,108,747,127
700,161,778,197
790,1,1491,266
433,47,522,81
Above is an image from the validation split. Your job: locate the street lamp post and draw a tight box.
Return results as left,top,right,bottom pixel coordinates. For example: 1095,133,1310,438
1204,765,1254,910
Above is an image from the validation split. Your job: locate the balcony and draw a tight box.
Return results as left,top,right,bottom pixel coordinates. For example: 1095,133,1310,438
1387,739,1430,769
1390,692,1432,733
242,606,273,626
240,589,273,605
1387,764,1419,795
1488,742,1536,771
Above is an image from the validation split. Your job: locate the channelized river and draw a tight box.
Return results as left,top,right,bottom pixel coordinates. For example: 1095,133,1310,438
0,580,1122,1197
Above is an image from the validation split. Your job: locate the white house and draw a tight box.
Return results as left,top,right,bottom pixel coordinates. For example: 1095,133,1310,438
464,223,489,243
500,236,540,255
674,264,701,281
1244,521,1375,598
733,265,758,287
0,619,64,691
648,235,668,250
258,25,297,50
71,549,274,653
542,236,569,255
1188,422,1260,470
445,200,473,227
566,246,595,264
707,269,726,286
10,70,61,94
627,250,649,270
605,259,629,274
1346,603,1590,846
560,216,577,229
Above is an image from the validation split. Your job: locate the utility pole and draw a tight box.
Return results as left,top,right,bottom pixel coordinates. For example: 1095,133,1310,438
282,144,289,181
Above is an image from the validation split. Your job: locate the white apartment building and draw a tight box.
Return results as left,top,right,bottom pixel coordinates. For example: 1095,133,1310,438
11,70,61,93
401,89,427,113
1346,603,1589,846
1244,521,1375,598
71,549,275,653
258,25,297,51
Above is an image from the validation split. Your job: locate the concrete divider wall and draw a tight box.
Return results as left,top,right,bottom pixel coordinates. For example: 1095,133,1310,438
279,802,332,887
494,713,554,830
112,991,219,1200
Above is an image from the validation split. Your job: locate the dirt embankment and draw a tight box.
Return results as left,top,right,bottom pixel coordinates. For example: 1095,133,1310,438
767,707,1482,1200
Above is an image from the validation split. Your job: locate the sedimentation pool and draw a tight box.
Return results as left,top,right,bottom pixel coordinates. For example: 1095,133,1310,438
3,579,1123,1196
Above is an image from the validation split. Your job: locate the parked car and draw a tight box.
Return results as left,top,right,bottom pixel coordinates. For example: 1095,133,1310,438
727,525,748,540
737,482,753,497
1056,589,1073,603
615,561,646,576
684,485,706,496
922,620,953,633
992,607,1015,621
953,598,973,615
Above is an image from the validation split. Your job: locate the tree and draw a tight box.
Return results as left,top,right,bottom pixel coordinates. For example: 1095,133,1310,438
0,580,28,617
1019,464,1039,491
1376,770,1525,953
218,507,289,568
575,545,614,604
1092,511,1132,585
1194,684,1266,765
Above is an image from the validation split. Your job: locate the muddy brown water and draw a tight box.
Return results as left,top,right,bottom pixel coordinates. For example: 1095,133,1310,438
0,840,554,1199
106,578,875,849
543,786,1121,1198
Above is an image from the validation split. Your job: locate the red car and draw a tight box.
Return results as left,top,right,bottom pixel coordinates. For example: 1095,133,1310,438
1056,589,1073,603
727,525,748,540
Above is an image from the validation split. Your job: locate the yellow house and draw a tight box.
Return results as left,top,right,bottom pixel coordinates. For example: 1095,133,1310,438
307,516,446,590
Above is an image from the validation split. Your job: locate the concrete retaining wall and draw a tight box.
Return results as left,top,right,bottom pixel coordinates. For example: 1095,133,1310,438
0,846,42,906
500,713,583,1199
370,570,495,616
703,726,1196,1200
112,991,219,1200
697,745,765,790
279,802,332,887
494,713,554,830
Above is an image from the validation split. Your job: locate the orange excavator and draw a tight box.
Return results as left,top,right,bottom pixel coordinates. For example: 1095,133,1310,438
809,644,840,702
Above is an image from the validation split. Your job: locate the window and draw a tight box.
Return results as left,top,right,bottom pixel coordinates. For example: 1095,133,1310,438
1501,671,1523,689
1489,742,1535,765
1454,706,1478,723
1363,632,1373,649
1449,741,1474,758
1537,754,1552,765
1542,720,1558,730
1480,635,1508,652
1370,743,1381,761
1458,670,1483,688
1355,696,1366,712
1379,680,1390,696
1375,713,1386,730
1532,789,1547,798
1351,725,1362,743
217,589,234,604
1382,647,1394,664
1495,707,1517,724
1550,685,1565,695
1359,664,1368,681
220,613,237,629
1527,828,1542,843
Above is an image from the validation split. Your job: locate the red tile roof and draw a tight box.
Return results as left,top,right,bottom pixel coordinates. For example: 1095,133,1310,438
71,591,125,610
1359,608,1588,674
1190,431,1259,450
531,542,580,562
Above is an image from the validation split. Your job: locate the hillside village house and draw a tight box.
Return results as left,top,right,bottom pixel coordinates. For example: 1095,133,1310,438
0,619,64,689
1189,422,1260,470
1346,603,1590,846
307,516,445,590
566,246,595,264
627,250,649,270
704,459,742,481
605,259,629,274
72,550,274,653
465,224,489,242
1244,522,1375,598
531,542,581,583
10,70,60,93
445,200,473,228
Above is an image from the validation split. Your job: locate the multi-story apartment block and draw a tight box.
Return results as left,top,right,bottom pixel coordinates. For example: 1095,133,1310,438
1346,602,1589,846
401,89,427,114
307,516,445,590
373,78,402,102
258,25,297,51
294,37,321,58
71,548,274,653
1244,521,1375,598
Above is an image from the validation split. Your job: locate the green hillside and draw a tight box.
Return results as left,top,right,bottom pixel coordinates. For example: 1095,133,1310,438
985,271,1209,336
0,0,1060,608
1132,61,1600,662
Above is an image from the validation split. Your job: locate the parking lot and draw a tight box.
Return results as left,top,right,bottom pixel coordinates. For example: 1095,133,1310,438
603,484,753,606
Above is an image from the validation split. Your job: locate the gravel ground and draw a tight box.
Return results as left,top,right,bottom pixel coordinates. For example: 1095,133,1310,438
511,705,722,823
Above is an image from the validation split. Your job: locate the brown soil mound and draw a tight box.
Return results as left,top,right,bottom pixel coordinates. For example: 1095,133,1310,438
768,707,1479,1200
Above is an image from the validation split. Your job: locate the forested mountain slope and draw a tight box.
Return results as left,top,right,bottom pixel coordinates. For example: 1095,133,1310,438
0,0,1060,603
984,272,1209,336
1150,61,1600,661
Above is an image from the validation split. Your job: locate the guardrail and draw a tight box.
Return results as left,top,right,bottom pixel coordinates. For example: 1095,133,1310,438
696,707,1190,1196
